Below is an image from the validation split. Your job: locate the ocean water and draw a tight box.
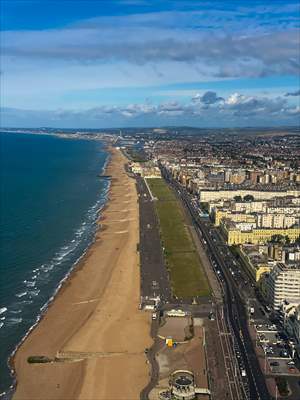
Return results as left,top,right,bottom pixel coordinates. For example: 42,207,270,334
0,132,109,397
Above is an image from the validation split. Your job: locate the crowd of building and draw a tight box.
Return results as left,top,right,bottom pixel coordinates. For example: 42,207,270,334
146,133,300,347
126,131,300,349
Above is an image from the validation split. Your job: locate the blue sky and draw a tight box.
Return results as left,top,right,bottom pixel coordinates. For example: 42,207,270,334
1,0,300,128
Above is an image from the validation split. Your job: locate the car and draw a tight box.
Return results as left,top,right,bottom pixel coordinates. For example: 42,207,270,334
280,333,288,340
208,312,215,321
270,361,279,367
287,361,295,365
280,350,289,357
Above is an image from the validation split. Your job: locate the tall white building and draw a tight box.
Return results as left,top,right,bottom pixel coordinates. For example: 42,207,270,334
266,263,300,310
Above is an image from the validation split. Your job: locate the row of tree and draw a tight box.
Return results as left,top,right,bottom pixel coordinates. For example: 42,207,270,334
270,234,300,245
234,195,255,202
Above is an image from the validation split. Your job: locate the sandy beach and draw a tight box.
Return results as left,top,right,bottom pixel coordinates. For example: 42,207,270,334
13,147,152,400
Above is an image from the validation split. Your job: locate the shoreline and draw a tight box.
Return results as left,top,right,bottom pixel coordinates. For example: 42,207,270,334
3,146,112,399
11,146,152,399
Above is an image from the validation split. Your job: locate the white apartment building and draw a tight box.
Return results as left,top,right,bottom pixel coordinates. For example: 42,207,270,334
257,213,298,229
235,221,257,231
234,201,267,213
198,189,300,203
288,250,300,262
266,263,300,310
267,206,300,215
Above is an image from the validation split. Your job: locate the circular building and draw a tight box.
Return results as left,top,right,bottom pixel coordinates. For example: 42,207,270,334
170,370,196,400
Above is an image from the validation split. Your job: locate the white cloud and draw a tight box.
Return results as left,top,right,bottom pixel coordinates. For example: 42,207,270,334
3,28,299,79
285,89,300,96
2,91,299,128
1,3,299,112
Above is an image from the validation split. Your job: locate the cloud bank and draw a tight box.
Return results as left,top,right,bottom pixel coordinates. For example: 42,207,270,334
3,4,300,79
3,27,300,79
2,91,299,128
1,1,299,125
285,89,300,96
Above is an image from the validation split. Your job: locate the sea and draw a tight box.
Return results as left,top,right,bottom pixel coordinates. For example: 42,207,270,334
0,132,110,397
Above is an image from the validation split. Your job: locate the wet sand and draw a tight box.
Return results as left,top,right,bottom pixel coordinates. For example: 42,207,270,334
13,147,152,400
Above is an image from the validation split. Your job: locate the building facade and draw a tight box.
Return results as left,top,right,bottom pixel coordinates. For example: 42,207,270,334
265,264,300,310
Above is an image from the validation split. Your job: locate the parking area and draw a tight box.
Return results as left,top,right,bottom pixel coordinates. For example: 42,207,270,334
254,323,300,376
268,358,298,375
136,176,171,304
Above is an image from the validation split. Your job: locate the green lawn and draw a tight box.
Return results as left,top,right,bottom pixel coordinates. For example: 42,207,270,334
147,178,210,298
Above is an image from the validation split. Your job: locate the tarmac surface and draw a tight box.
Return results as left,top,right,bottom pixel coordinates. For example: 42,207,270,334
136,176,171,302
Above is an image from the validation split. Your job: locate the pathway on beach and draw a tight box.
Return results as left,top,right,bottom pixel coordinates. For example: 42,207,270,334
13,148,152,400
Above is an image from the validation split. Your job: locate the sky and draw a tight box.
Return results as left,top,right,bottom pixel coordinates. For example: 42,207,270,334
1,0,300,128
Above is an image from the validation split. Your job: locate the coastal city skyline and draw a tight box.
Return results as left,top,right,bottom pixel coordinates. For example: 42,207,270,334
1,0,300,128
1,126,300,400
1,2,300,400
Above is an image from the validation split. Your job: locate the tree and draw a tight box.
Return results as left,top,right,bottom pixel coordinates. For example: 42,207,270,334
270,234,285,244
270,234,290,245
275,377,289,396
244,194,254,202
234,195,242,201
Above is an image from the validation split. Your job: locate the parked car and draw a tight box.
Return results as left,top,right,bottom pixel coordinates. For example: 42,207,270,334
208,312,215,321
280,350,289,357
270,361,279,367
